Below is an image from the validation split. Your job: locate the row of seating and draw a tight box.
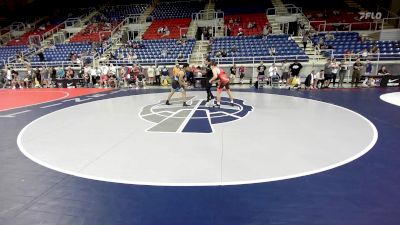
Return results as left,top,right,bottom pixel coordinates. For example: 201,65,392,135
225,13,268,36
210,35,307,62
102,4,148,20
0,46,29,68
142,18,191,40
114,39,195,61
29,43,92,62
150,1,204,19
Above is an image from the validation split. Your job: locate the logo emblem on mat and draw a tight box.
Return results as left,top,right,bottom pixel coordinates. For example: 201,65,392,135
139,96,253,133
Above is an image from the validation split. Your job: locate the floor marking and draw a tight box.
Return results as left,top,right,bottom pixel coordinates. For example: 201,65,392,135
40,103,63,109
176,98,203,133
0,110,31,118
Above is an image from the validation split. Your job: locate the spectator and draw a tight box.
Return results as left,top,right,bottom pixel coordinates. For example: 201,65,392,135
268,63,278,81
226,25,232,36
161,65,169,86
371,43,379,54
351,58,363,88
269,47,276,56
281,59,290,85
257,61,267,81
147,65,155,85
325,32,335,41
338,59,348,88
315,69,325,89
323,58,332,88
230,64,237,82
302,31,309,50
162,27,170,37
221,49,227,57
231,45,238,53
239,65,245,84
330,58,339,87
305,70,315,89
360,48,368,60
237,28,244,36
155,65,161,85
362,60,374,87
161,47,168,57
377,66,389,75
289,60,303,78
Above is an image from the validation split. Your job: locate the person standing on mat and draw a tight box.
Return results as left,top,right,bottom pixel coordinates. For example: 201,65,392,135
209,61,234,107
204,60,215,102
165,63,189,106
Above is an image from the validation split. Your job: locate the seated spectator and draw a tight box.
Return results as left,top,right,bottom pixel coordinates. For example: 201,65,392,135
177,51,185,62
269,47,276,56
226,25,232,36
314,70,325,89
162,27,170,37
221,49,227,57
228,18,233,24
157,27,164,34
231,45,238,53
360,48,369,60
215,50,222,58
263,25,269,37
377,66,389,75
371,44,379,54
325,32,335,41
161,48,168,57
237,28,244,36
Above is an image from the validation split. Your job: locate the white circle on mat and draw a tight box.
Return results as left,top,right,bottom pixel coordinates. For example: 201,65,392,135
380,92,400,107
18,92,378,186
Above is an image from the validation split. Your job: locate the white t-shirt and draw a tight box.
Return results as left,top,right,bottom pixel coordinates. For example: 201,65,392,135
269,66,278,76
6,69,12,80
316,72,324,80
331,62,339,74
147,67,155,78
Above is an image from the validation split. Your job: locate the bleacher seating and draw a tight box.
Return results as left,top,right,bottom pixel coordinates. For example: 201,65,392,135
113,39,195,65
225,13,268,36
305,11,375,31
143,18,191,40
7,24,59,46
312,32,400,60
29,43,92,62
0,46,29,68
151,1,203,19
102,4,148,21
70,22,118,43
209,35,309,63
216,0,274,15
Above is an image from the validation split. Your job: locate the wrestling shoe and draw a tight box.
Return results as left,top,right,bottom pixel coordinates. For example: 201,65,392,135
165,101,171,105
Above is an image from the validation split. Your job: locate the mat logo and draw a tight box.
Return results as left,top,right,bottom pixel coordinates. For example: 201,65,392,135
139,96,253,133
359,12,382,20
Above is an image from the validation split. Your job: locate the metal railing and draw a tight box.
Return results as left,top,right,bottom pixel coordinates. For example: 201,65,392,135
98,58,189,66
211,54,309,65
192,11,224,21
314,21,380,32
6,60,84,69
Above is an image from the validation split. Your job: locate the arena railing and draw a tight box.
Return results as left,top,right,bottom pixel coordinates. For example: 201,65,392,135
6,60,84,69
192,11,224,21
212,54,308,65
98,58,190,66
315,21,380,32
266,4,302,16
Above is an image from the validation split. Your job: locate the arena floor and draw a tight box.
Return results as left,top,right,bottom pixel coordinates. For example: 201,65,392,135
0,87,399,225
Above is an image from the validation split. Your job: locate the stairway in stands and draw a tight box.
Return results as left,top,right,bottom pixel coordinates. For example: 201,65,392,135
135,2,158,39
189,40,209,65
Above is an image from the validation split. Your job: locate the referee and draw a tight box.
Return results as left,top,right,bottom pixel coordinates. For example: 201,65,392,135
205,59,215,102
